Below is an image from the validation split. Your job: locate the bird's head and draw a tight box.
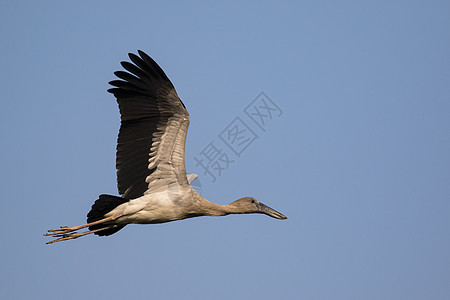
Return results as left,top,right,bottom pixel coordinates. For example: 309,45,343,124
229,197,287,220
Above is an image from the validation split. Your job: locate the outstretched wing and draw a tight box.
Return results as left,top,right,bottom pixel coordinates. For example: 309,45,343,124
108,50,190,199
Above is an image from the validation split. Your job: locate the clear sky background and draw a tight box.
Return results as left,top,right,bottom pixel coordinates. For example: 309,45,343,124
1,1,449,299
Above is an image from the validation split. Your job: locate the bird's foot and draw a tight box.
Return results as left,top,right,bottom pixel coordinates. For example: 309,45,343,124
45,226,115,244
44,225,82,236
45,231,86,244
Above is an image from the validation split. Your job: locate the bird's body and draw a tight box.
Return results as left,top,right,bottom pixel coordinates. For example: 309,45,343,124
107,188,201,224
110,192,185,224
45,51,286,244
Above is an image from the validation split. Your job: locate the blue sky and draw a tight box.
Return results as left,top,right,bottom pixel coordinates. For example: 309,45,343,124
1,1,449,299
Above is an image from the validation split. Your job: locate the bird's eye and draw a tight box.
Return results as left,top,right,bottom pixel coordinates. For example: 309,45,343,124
251,199,255,203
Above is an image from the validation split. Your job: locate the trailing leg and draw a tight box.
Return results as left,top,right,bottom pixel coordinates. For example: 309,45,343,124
44,194,129,244
44,214,123,237
46,225,118,244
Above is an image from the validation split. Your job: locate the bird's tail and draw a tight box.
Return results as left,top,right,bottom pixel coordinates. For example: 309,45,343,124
87,194,129,236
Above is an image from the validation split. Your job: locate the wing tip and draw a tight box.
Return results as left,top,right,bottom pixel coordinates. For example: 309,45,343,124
137,49,147,58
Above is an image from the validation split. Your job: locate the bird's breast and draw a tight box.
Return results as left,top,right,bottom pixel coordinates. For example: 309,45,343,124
118,191,189,224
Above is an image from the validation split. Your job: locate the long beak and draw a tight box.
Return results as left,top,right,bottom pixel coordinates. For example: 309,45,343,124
257,202,287,220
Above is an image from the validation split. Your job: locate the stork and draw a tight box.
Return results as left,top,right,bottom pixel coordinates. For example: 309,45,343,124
45,51,287,244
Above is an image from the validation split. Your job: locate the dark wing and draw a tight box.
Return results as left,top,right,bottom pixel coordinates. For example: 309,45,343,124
108,50,190,199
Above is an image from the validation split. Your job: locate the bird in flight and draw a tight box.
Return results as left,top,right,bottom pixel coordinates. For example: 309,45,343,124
45,51,287,244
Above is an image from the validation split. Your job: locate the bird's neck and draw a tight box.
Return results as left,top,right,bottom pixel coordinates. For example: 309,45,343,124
192,193,238,217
